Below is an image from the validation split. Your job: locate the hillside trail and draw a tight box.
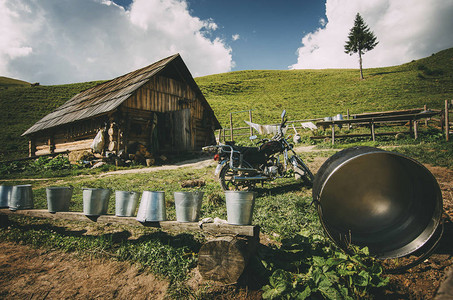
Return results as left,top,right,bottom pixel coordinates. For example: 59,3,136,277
1,144,335,182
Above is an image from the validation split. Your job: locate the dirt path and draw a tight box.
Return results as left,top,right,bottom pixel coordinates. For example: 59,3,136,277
0,242,168,299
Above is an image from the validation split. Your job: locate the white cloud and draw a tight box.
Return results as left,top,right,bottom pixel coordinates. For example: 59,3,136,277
291,0,453,69
232,34,240,41
0,0,233,84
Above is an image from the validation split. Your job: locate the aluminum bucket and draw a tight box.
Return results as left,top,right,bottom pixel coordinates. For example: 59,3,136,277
313,146,443,259
174,191,204,222
116,191,139,217
9,185,34,211
0,185,13,208
136,191,166,222
83,188,111,216
225,191,256,225
46,186,73,213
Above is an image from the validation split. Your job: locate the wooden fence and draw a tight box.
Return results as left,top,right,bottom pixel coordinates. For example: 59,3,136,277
218,101,452,144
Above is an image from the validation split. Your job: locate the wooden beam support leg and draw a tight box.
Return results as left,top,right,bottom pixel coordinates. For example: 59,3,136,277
446,100,450,142
331,125,335,145
370,121,376,142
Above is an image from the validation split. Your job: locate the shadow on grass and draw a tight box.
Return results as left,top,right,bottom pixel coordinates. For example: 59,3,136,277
254,181,312,197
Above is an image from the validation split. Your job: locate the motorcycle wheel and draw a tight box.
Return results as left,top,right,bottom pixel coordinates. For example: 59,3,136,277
218,161,256,191
291,155,314,184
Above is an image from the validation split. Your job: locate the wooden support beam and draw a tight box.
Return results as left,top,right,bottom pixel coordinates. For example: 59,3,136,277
28,138,36,157
249,110,253,136
347,109,351,130
331,125,335,145
446,100,450,142
414,120,418,139
229,113,233,141
370,121,376,141
424,104,428,127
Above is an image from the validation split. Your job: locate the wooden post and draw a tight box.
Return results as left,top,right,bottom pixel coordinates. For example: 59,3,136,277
229,113,233,141
249,110,253,136
331,125,335,145
28,138,36,157
414,120,418,139
424,105,428,127
446,100,450,142
48,136,55,154
370,121,376,141
217,129,222,144
347,109,351,130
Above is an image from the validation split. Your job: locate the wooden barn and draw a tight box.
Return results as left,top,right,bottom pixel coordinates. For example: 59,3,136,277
22,54,221,160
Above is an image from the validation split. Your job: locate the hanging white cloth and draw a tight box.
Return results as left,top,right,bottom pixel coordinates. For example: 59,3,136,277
245,121,287,135
301,122,318,131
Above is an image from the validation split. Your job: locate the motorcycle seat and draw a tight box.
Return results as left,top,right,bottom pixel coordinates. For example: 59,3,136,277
231,145,267,164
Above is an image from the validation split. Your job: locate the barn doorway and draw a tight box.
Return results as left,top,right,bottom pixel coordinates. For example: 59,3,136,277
158,108,192,153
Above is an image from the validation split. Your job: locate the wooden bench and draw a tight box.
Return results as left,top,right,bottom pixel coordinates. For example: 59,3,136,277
313,110,439,144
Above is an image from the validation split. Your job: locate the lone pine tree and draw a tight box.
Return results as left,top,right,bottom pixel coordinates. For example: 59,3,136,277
344,13,378,79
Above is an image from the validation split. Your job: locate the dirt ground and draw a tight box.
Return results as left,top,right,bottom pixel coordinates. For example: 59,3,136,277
0,153,452,299
380,164,453,299
0,242,168,299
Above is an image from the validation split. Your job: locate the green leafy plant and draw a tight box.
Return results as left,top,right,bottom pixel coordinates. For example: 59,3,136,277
261,233,389,300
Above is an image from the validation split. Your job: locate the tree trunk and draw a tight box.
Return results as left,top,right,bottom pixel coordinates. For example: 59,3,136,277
198,236,256,283
359,51,364,80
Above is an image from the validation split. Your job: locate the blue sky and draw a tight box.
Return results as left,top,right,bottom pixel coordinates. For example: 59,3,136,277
112,0,326,70
1,0,452,84
181,0,326,70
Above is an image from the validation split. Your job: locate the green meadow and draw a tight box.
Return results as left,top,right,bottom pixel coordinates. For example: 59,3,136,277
1,48,452,160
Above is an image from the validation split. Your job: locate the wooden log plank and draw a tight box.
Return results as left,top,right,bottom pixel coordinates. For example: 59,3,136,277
198,236,252,283
0,209,259,237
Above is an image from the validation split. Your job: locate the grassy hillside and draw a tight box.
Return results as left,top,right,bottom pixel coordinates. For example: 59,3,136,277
0,76,30,88
0,81,104,160
1,48,452,161
196,48,453,128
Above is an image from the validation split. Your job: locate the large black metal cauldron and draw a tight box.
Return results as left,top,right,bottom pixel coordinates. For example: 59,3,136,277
313,146,443,259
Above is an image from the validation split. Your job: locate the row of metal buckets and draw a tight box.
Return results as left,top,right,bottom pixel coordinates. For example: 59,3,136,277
0,185,256,225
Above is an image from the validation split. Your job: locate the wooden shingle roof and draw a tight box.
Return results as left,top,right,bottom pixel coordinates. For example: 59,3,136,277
23,54,220,136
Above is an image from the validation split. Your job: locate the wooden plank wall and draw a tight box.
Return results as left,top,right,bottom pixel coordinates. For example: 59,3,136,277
124,75,215,151
32,119,105,156
30,75,216,156
123,76,203,119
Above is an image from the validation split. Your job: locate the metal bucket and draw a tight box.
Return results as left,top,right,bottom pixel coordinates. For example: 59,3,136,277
136,191,166,222
9,185,34,211
46,186,73,213
313,146,443,259
0,185,13,208
225,191,256,225
83,188,111,216
115,191,139,217
174,191,204,222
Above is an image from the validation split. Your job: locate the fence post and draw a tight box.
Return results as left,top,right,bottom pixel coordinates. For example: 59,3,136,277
249,110,253,136
217,129,222,144
229,113,233,141
424,104,428,127
347,109,351,130
446,100,450,142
